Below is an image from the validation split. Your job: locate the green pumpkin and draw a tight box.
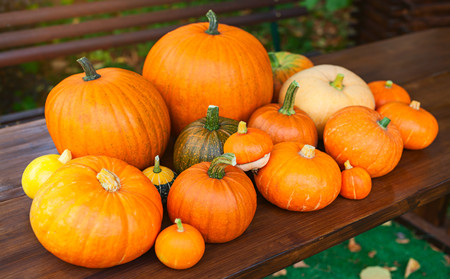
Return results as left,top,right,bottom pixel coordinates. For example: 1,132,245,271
173,105,239,173
143,155,177,204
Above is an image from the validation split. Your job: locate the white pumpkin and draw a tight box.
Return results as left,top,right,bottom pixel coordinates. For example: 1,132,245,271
278,64,375,136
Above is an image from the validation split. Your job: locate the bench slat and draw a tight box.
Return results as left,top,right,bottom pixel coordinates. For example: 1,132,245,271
0,7,307,68
0,0,297,50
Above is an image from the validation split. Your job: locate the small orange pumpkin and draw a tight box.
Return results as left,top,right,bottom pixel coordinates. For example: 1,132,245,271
248,80,317,146
255,143,341,211
368,80,411,109
377,100,439,150
340,160,372,200
223,121,273,171
167,153,257,243
323,106,403,178
155,218,205,270
30,156,163,268
269,51,313,102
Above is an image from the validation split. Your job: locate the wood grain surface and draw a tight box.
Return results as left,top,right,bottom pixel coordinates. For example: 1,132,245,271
0,27,449,278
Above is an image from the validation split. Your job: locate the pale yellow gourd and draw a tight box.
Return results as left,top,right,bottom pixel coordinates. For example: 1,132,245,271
278,64,375,136
21,149,72,199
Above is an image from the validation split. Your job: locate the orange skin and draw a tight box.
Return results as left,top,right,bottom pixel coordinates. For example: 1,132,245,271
143,19,273,135
155,220,205,269
340,164,372,200
324,106,403,178
255,142,341,212
30,156,163,268
248,104,318,146
377,101,439,150
368,80,411,109
224,127,273,165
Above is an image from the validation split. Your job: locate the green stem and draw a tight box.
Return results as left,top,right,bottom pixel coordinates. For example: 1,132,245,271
278,80,299,116
175,218,184,232
205,10,220,35
153,155,161,173
204,105,220,131
268,52,280,69
330,73,344,91
385,80,393,88
237,121,247,134
207,153,236,179
377,117,391,129
76,57,101,81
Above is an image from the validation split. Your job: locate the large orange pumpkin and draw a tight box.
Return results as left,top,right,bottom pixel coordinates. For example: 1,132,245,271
323,106,403,178
45,57,170,170
142,10,273,134
30,156,163,268
255,143,341,211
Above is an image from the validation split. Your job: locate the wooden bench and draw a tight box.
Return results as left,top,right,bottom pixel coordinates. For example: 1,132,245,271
0,0,306,68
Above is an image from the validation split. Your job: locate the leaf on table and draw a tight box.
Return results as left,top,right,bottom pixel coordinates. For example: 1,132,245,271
293,260,310,268
382,221,392,226
404,258,420,278
429,243,441,252
271,269,287,277
396,232,410,244
349,237,361,252
360,266,391,279
368,250,377,258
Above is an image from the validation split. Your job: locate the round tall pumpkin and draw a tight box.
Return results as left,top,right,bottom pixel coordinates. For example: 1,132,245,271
278,64,375,136
45,57,170,170
30,155,163,268
142,10,273,134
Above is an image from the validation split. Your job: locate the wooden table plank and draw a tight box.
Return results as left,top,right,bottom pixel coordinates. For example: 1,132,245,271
1,28,449,278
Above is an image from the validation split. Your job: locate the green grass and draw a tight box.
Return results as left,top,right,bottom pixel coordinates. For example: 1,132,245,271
266,221,449,279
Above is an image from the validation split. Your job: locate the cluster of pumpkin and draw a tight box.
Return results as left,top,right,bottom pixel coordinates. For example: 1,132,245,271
20,10,439,270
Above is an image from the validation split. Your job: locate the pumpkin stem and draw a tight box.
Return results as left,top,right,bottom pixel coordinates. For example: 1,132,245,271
153,155,161,173
299,144,315,159
344,160,353,170
330,73,344,91
377,117,391,129
208,153,236,179
58,149,72,164
205,105,220,131
97,168,121,192
268,52,280,69
278,80,299,116
385,80,393,88
174,218,184,232
77,57,101,81
205,10,220,35
410,100,421,110
237,121,248,134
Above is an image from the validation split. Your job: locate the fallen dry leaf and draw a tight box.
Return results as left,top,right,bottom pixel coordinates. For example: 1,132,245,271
429,243,441,252
271,269,287,277
293,260,310,268
349,237,362,252
368,250,377,258
444,254,450,265
384,266,398,272
360,266,391,279
382,221,392,226
404,258,420,278
396,232,410,244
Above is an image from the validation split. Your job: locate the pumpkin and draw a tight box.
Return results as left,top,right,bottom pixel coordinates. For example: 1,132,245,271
368,80,411,109
269,51,314,102
143,155,177,204
340,160,372,200
142,10,273,134
22,149,72,199
278,64,375,136
45,57,170,170
377,100,439,150
323,106,403,178
223,121,273,171
254,143,341,211
167,153,257,243
155,218,205,270
173,105,238,173
248,80,318,146
30,155,163,268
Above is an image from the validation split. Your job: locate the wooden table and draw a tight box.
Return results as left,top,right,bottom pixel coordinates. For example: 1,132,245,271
1,27,449,278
